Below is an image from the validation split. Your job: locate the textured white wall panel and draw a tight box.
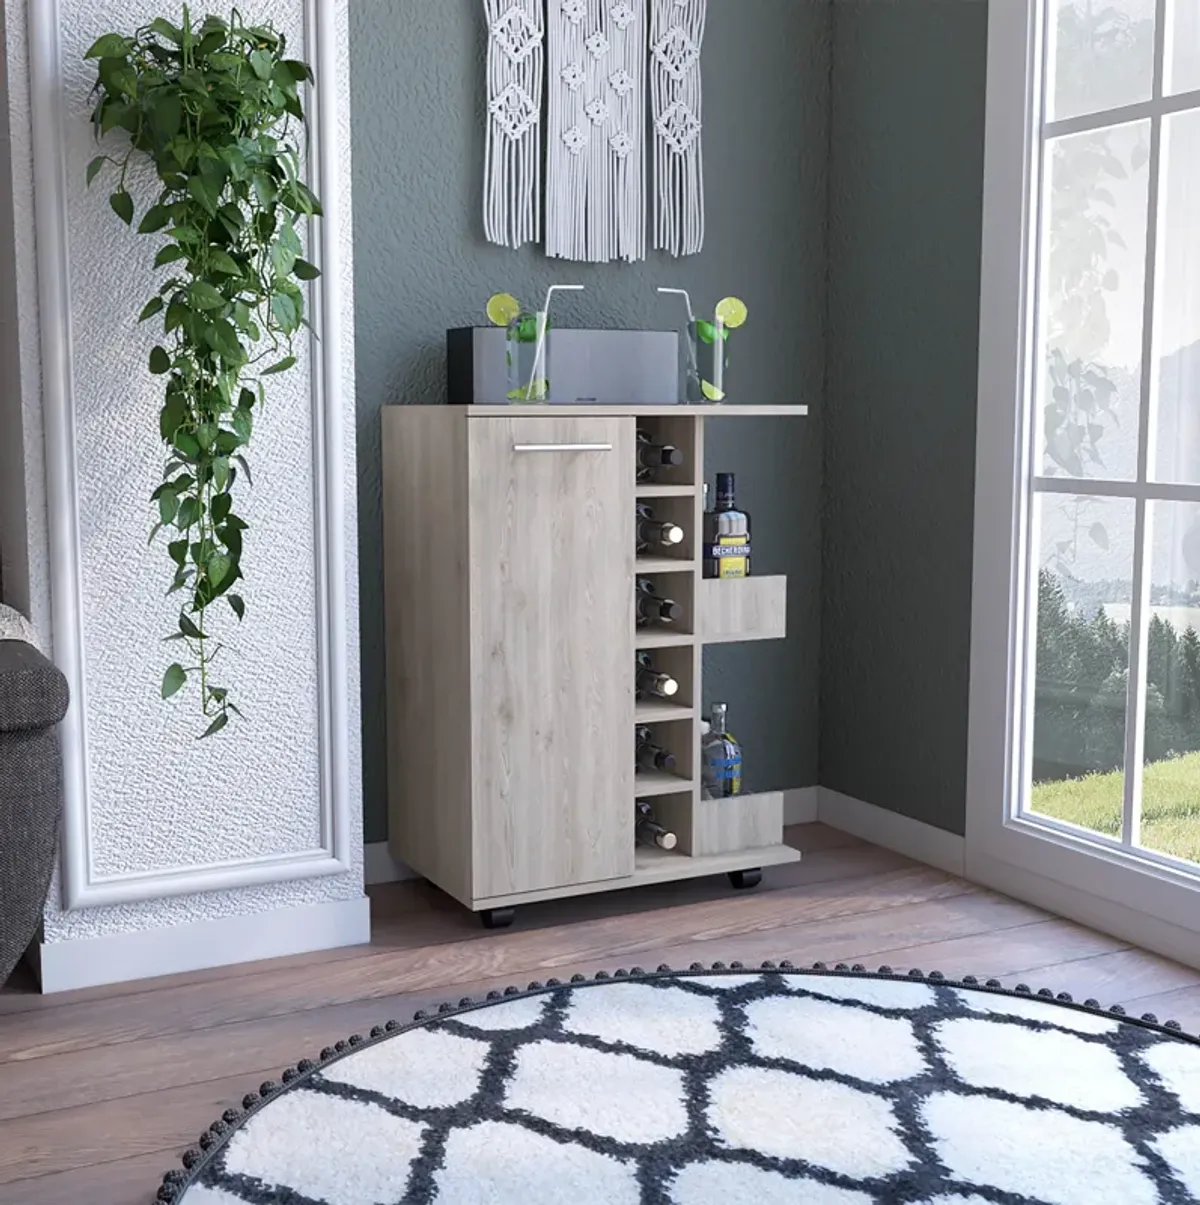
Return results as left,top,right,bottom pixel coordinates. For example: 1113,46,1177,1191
2,0,364,946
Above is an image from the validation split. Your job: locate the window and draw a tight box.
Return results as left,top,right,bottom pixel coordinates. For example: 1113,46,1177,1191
1024,0,1200,873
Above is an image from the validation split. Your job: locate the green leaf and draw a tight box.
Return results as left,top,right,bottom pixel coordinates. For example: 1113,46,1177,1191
187,174,220,215
249,49,275,80
161,663,187,699
238,388,256,410
253,172,278,209
189,281,226,311
218,202,245,231
150,91,183,140
173,431,201,460
228,594,245,621
155,244,186,268
164,299,189,333
110,190,134,226
196,423,216,452
261,355,296,376
211,492,232,526
149,17,183,44
85,33,130,59
234,455,253,488
199,712,228,739
168,538,189,567
160,394,187,441
158,489,178,524
147,521,164,546
270,238,296,277
207,551,232,588
178,611,204,639
212,459,231,496
204,318,244,363
282,59,314,83
232,409,253,442
139,296,164,322
292,258,320,281
177,496,202,528
86,156,106,186
137,204,170,234
149,346,171,374
270,291,299,332
208,249,242,276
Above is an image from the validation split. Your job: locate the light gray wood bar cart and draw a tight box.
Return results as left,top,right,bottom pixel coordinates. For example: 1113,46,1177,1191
382,404,808,927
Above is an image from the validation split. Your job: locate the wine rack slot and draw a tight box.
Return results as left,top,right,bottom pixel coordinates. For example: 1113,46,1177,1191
635,415,697,486
633,718,694,795
636,495,696,563
634,643,695,719
692,791,784,857
640,791,695,857
698,575,787,644
634,571,696,637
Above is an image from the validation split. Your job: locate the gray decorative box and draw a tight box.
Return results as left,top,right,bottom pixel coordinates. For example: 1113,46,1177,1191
446,327,680,405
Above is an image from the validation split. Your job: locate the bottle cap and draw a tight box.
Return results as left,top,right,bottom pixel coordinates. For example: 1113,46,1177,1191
716,472,735,493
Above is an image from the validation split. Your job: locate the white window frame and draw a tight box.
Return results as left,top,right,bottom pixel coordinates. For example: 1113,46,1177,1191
966,0,1200,967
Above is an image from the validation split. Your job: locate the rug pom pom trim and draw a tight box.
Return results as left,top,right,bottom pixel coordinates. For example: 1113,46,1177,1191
156,959,1196,1203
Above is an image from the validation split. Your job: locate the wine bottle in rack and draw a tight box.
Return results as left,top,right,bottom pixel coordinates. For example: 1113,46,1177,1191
636,428,684,482
635,725,676,773
635,800,678,850
636,503,685,553
635,578,683,627
703,472,752,579
636,651,679,699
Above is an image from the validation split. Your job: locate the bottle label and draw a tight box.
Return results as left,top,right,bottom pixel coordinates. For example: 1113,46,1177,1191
704,538,750,578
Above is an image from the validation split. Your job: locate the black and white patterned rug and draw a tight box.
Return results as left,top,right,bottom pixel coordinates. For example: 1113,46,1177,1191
161,964,1200,1205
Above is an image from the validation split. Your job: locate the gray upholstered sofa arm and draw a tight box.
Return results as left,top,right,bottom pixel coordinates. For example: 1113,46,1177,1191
0,640,69,734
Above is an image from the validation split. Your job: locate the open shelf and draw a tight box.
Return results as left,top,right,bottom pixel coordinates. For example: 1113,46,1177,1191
632,842,802,886
634,769,692,797
634,699,695,723
636,555,694,574
635,483,698,499
635,629,695,650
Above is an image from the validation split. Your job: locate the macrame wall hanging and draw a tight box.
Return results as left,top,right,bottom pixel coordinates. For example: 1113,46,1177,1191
650,0,706,257
482,0,706,261
483,0,545,249
545,0,646,263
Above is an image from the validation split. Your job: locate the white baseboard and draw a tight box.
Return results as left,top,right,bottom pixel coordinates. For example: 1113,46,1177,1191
35,895,371,993
365,841,418,886
818,787,966,877
784,786,819,825
966,848,1200,971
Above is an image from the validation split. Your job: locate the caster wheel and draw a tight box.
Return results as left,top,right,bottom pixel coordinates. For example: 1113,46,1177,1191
728,868,762,891
481,907,515,930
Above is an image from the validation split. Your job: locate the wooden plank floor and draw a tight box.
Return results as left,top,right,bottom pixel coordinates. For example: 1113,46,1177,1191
1,823,1198,1204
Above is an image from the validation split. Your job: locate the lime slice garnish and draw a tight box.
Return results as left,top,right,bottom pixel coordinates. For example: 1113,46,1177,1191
701,380,726,402
715,297,748,329
487,292,522,327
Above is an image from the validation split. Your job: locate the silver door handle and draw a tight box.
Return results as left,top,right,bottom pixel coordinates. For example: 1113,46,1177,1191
513,443,613,453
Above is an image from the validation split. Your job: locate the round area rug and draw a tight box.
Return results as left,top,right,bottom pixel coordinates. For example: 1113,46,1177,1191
159,964,1200,1205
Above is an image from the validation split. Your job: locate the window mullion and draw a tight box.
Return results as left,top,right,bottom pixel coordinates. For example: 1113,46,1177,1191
1120,0,1170,850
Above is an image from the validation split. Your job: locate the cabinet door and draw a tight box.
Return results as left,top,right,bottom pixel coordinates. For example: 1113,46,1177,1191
468,416,635,899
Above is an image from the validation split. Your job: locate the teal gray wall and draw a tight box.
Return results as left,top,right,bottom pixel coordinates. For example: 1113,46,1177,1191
821,0,988,834
349,1,831,842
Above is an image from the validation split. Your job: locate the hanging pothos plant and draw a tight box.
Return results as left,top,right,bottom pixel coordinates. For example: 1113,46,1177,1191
85,6,321,737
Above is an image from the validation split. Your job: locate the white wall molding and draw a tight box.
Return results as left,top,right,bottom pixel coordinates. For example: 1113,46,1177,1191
784,787,819,826
35,895,370,994
818,788,966,877
28,1,356,909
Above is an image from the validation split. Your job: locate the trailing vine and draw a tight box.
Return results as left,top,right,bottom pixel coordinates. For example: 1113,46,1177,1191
85,7,321,737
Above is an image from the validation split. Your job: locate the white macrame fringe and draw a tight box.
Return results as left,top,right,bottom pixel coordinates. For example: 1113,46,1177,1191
546,0,647,263
650,0,705,257
483,0,545,249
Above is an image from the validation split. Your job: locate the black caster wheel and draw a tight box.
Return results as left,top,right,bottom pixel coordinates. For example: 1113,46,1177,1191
728,868,762,891
481,907,515,930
